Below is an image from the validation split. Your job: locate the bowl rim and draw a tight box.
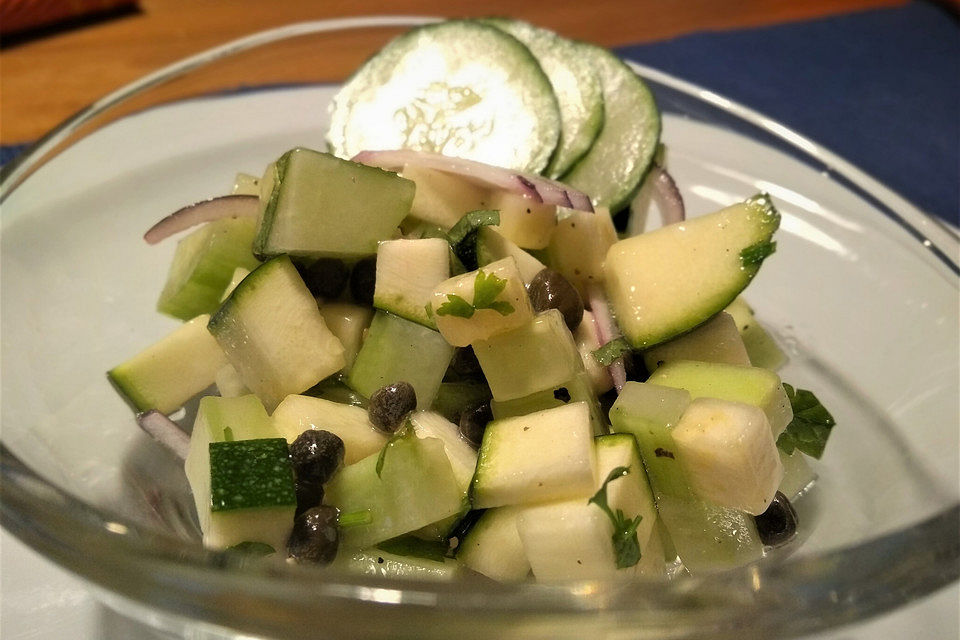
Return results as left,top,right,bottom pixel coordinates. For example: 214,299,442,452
1,15,958,639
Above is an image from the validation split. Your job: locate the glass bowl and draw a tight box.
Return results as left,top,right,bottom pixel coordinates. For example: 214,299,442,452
1,16,957,640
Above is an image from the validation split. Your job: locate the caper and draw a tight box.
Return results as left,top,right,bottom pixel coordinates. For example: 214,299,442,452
754,491,798,547
300,258,349,299
459,401,493,447
368,381,417,432
288,505,340,565
349,256,377,305
290,429,345,486
528,269,584,331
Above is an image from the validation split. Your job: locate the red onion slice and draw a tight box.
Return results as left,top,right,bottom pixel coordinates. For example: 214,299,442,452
352,149,594,213
144,195,260,245
586,285,627,393
136,410,190,460
627,164,686,236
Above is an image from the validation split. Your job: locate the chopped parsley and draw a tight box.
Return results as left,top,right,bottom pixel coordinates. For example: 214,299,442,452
447,209,500,270
436,270,515,319
776,383,836,459
592,337,632,366
588,465,643,569
740,240,777,266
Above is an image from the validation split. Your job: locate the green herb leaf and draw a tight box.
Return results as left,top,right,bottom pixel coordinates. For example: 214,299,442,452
588,465,643,569
424,302,434,319
376,535,448,562
776,383,836,459
226,541,275,556
222,426,235,442
436,294,475,319
447,210,501,271
486,300,515,316
740,240,777,266
338,510,373,528
592,337,632,366
472,270,506,308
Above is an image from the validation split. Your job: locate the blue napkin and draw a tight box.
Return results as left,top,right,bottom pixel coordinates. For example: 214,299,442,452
616,1,959,225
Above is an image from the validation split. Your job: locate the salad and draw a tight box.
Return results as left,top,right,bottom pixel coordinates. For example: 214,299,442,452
108,18,836,581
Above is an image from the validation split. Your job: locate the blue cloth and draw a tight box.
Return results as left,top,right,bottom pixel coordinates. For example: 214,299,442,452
616,1,959,225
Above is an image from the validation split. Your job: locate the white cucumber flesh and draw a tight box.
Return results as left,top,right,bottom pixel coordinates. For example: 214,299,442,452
643,311,751,372
271,394,388,464
457,506,530,582
374,238,450,328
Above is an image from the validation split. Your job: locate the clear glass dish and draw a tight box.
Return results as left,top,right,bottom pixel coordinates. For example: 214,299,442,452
1,16,957,640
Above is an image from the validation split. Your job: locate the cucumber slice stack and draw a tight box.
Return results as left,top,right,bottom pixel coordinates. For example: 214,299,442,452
327,18,661,210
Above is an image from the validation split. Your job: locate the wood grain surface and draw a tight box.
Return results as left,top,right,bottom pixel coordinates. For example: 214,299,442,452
0,0,904,144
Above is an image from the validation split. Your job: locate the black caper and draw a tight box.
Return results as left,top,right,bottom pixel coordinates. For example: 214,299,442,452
300,258,349,299
295,480,324,517
287,505,340,565
528,269,584,331
449,346,483,379
459,401,493,447
349,256,377,305
754,491,798,547
368,381,417,432
290,429,345,486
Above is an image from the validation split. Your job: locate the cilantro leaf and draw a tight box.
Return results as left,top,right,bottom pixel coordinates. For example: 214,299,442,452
776,383,836,459
486,300,515,316
588,465,643,569
436,294,475,319
592,337,632,366
472,270,506,308
376,535,449,562
740,240,777,266
447,210,501,271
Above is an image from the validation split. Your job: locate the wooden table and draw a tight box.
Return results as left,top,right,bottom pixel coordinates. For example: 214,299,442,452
1,0,903,144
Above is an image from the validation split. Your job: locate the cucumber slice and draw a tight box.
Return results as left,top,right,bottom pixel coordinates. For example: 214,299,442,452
473,309,583,402
374,238,450,328
642,311,751,372
490,371,606,437
646,359,793,437
457,507,529,582
335,548,461,581
347,311,455,409
610,382,764,573
317,302,374,375
271,395,388,465
207,438,297,551
725,297,788,370
184,395,278,541
604,194,781,348
254,148,415,260
560,44,660,212
157,217,260,321
108,314,227,414
328,20,561,173
324,434,464,549
484,18,604,178
470,402,596,509
208,255,346,411
475,227,546,284
546,206,618,298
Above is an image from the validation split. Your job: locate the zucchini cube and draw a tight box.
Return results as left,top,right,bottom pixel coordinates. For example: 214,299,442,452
374,238,450,328
642,311,750,371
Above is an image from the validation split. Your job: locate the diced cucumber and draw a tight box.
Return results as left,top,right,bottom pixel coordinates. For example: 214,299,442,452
208,255,346,411
156,217,261,321
546,207,617,298
574,310,613,394
327,20,561,174
778,449,817,500
475,227,546,284
634,525,667,578
324,434,464,549
671,397,783,515
347,311,455,409
517,499,616,581
490,371,606,436
642,312,751,372
409,410,478,492
487,190,557,250
254,148,415,259
610,382,764,572
400,165,490,230
317,302,374,375
604,194,781,348
470,402,595,508
184,395,278,540
108,314,227,414
232,172,260,196
473,309,583,402
483,18,604,178
430,257,534,347
271,395,388,464
335,548,461,581
304,379,368,408
646,359,793,437
561,44,660,212
725,297,788,370
214,364,248,398
431,381,492,423
595,433,658,552
206,438,297,551
220,266,251,302
374,238,450,328
457,507,530,582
